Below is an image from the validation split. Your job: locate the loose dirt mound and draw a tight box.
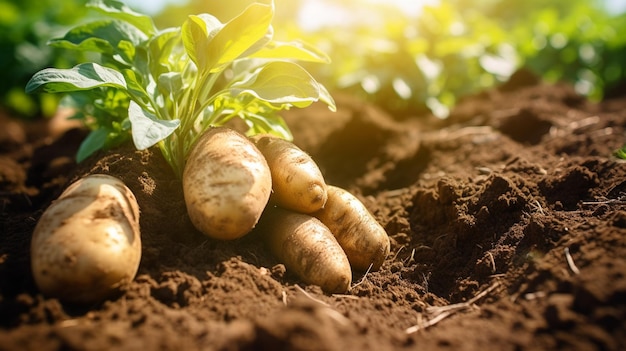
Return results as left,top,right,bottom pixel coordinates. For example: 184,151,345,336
1,80,625,350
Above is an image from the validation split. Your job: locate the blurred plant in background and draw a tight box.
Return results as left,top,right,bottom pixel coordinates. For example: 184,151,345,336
289,0,626,118
4,0,626,119
0,0,89,117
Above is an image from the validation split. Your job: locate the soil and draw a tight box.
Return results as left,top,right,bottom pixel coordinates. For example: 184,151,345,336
1,76,625,350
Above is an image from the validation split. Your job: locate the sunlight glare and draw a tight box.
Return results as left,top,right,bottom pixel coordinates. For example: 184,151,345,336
297,0,438,31
366,0,427,17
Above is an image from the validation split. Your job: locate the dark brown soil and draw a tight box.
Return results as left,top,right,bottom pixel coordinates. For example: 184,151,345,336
1,78,625,350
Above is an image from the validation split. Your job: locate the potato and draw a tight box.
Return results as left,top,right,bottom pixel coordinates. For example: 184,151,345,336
314,185,390,271
183,127,272,240
30,174,141,305
259,207,352,293
252,135,327,213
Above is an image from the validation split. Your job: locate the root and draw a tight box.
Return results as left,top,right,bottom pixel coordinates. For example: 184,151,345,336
487,252,496,274
294,285,350,327
281,290,288,305
564,247,580,275
350,263,374,290
405,281,501,334
391,245,405,261
582,198,626,205
294,284,330,307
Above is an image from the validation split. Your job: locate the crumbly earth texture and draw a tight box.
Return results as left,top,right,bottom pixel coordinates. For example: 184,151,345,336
1,78,625,350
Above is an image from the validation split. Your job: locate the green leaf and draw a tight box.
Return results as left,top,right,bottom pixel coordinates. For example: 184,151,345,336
25,63,127,94
182,14,222,69
49,20,147,61
87,0,157,36
128,101,180,150
76,128,109,162
318,83,337,112
117,41,137,64
615,145,626,160
158,72,183,96
230,61,320,107
123,69,150,102
250,40,330,63
244,112,293,141
239,25,274,59
206,3,273,72
149,28,181,76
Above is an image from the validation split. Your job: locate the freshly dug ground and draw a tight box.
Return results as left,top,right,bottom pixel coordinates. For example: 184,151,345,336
1,77,625,350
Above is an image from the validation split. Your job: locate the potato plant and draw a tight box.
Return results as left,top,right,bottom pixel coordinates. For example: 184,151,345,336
26,0,390,294
25,0,335,173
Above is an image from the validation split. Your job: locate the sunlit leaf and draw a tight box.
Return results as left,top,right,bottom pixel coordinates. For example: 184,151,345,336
158,72,183,96
318,84,337,111
244,112,293,141
128,101,180,150
123,69,150,102
250,40,330,63
182,14,222,69
48,20,147,62
230,61,319,107
207,3,273,72
87,0,156,36
149,28,181,76
25,63,127,93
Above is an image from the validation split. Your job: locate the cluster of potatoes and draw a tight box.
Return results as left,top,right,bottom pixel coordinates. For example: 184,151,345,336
30,127,390,304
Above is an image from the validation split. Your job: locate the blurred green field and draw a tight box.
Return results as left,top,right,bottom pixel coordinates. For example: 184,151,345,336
2,0,625,118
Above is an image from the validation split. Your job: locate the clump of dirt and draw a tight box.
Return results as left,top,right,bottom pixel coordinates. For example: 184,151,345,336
1,78,625,350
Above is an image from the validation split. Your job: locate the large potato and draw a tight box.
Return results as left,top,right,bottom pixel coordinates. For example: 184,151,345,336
183,127,272,240
30,174,141,305
314,185,390,271
252,135,328,213
259,207,352,294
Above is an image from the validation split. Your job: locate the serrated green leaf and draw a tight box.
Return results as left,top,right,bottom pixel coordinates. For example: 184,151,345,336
250,40,330,63
25,63,127,94
230,61,319,107
128,101,180,150
87,0,156,36
207,3,273,72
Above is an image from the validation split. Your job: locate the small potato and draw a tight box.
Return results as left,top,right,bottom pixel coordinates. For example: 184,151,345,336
314,185,390,271
259,207,352,293
183,127,272,240
252,135,327,213
30,174,141,305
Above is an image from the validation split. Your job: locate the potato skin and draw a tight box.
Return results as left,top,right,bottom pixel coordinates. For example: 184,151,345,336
259,207,352,293
183,127,272,240
30,174,141,305
252,135,327,213
314,185,390,271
